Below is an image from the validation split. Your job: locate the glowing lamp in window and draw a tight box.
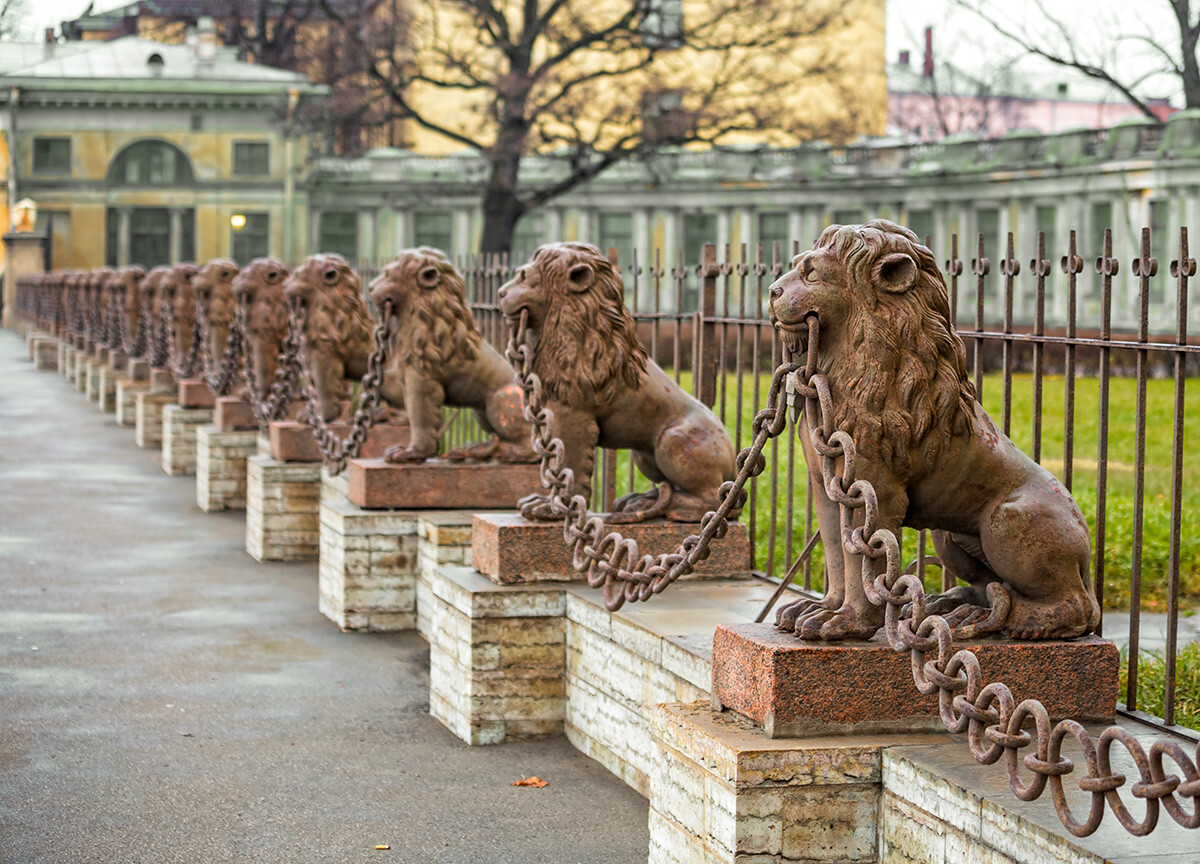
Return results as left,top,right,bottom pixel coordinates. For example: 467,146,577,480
230,213,247,231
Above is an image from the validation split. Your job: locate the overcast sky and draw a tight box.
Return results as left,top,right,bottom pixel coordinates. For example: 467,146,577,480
16,0,1190,106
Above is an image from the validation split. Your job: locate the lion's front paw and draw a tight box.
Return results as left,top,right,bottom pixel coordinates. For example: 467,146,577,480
383,444,429,464
792,604,883,641
518,493,558,521
774,597,831,632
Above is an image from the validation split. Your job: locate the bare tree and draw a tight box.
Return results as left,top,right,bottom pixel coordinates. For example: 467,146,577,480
321,0,878,254
0,0,27,40
953,0,1190,119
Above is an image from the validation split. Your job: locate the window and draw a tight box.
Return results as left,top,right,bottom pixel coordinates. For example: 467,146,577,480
413,211,453,254
642,0,683,48
906,209,934,249
130,207,171,267
597,212,633,274
108,140,194,186
233,141,269,176
319,211,358,261
832,208,863,226
1150,199,1170,265
976,208,1000,256
1090,201,1113,252
757,212,789,265
33,137,70,174
1034,205,1057,266
512,212,545,261
232,212,269,263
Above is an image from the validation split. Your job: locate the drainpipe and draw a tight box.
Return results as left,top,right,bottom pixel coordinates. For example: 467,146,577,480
8,87,19,228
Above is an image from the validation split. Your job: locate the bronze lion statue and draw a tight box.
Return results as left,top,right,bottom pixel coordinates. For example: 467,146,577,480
368,247,533,463
283,253,406,422
192,258,239,368
139,266,172,365
770,219,1099,642
498,242,735,523
162,262,200,372
231,257,290,398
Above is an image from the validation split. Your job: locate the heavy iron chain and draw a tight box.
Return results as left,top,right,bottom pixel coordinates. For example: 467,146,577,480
122,297,148,359
508,308,1200,839
289,296,397,476
238,295,303,431
505,308,772,610
194,289,243,397
148,297,171,369
106,289,125,352
166,301,203,380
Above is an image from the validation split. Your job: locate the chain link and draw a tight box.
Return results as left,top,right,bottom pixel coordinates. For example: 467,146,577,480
238,294,302,431
291,297,396,476
194,288,243,397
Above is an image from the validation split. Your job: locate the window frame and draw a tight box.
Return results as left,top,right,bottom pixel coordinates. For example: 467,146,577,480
32,137,71,175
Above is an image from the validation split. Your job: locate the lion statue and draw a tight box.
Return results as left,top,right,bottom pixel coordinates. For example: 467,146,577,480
192,258,239,369
231,257,290,398
139,266,173,366
770,219,1099,642
112,266,146,355
284,254,406,422
161,262,200,373
498,242,735,523
368,247,534,463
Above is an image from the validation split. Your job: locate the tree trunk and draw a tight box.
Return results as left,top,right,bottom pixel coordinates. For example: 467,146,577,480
479,96,529,256
479,177,524,257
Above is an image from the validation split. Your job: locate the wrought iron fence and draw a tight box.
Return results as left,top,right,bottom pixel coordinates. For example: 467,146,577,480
14,222,1197,732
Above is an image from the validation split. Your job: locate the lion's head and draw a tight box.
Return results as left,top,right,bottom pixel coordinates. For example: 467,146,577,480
369,247,482,375
498,242,646,407
194,258,239,323
232,257,289,339
769,219,974,470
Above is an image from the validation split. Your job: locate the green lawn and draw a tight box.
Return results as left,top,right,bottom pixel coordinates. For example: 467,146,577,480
595,370,1200,612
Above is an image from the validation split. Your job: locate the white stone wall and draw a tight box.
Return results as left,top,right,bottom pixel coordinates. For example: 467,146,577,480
245,455,321,561
161,405,213,476
134,392,173,447
196,426,257,512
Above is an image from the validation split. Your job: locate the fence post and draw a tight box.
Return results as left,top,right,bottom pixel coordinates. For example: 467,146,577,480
697,243,719,408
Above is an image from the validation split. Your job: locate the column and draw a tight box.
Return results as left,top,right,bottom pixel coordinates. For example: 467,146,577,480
169,208,184,264
357,210,376,265
715,207,731,264
545,207,563,244
393,208,409,251
661,209,681,313
577,208,593,245
453,208,473,261
117,207,132,267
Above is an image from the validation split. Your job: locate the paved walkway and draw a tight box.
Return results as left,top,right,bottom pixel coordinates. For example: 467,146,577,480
0,329,648,863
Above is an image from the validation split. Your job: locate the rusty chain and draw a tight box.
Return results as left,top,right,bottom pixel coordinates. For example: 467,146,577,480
505,308,773,611
168,308,203,380
194,289,243,397
238,295,302,431
509,305,1200,839
148,296,171,369
290,296,396,476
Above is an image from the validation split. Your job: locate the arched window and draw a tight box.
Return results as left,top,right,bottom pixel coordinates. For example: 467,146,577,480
107,140,194,187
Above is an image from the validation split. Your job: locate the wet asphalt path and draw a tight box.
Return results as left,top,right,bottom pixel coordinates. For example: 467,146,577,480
0,329,648,863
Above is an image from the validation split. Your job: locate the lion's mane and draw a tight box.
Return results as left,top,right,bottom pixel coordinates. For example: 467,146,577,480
528,243,648,407
389,247,483,377
302,255,373,356
816,220,975,471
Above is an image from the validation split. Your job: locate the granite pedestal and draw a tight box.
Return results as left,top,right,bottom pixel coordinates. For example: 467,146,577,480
711,623,1118,737
177,379,215,408
214,397,256,431
472,513,753,584
268,420,411,463
346,459,542,510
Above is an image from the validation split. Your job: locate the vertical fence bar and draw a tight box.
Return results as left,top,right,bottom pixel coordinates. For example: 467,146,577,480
1125,227,1155,711
672,249,684,386
1000,232,1017,437
1062,232,1081,492
944,236,964,592
1164,228,1193,725
971,233,989,400
1094,228,1116,635
697,244,719,407
1030,232,1048,464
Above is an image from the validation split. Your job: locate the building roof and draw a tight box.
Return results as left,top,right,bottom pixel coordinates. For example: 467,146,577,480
0,35,312,85
64,0,358,35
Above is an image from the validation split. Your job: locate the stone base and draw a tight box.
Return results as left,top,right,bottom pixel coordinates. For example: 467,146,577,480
267,420,411,463
85,359,104,403
318,505,480,633
472,513,752,584
135,392,176,448
149,367,175,395
74,352,88,391
178,379,215,408
196,426,257,511
116,379,148,427
711,624,1119,738
127,359,149,381
31,335,58,370
650,702,897,864
424,564,568,745
246,455,321,561
215,397,256,431
161,404,212,476
58,343,73,377
346,459,543,510
107,351,129,374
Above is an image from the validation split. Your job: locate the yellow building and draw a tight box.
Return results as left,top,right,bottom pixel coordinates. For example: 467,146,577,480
0,25,326,274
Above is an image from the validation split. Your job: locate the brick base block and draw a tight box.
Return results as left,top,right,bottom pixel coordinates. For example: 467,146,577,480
161,404,212,476
245,455,321,561
135,392,175,448
711,623,1118,737
116,380,148,427
196,426,257,511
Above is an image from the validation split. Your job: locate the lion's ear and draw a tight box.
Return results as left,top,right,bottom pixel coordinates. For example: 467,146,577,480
876,253,917,294
568,263,593,292
322,266,340,286
418,266,440,289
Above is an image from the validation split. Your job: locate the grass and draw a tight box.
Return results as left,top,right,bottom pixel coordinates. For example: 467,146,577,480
594,370,1200,612
1120,643,1200,731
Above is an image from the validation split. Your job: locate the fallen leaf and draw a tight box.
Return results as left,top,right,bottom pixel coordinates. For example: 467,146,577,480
511,775,548,788
375,845,390,850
